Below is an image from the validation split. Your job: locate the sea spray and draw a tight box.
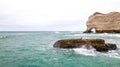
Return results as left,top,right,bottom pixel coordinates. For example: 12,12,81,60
73,45,120,59
73,45,96,56
99,50,120,59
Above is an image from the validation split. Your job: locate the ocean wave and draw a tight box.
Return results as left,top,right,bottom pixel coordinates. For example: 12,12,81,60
65,33,120,38
108,34,120,38
73,45,120,59
0,35,14,39
55,31,60,34
101,50,120,59
0,36,7,39
73,45,96,56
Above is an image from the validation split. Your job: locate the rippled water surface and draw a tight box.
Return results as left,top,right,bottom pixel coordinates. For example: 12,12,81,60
0,31,120,67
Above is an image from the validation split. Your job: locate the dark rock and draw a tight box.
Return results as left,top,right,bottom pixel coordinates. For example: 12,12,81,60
53,39,117,52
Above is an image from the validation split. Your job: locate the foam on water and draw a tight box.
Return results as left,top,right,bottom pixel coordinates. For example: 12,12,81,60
101,50,120,59
0,35,7,39
55,31,60,34
65,33,120,38
73,46,120,59
73,45,96,56
108,34,120,38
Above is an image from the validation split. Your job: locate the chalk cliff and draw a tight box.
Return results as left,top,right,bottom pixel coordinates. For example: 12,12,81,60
84,12,120,33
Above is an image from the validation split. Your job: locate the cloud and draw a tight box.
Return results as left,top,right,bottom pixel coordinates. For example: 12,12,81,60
0,0,120,31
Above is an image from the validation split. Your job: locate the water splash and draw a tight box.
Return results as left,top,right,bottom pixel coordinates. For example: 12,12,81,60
100,50,120,59
73,45,96,56
73,45,120,59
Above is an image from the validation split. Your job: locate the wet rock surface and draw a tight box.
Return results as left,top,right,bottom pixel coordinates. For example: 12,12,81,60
53,39,117,52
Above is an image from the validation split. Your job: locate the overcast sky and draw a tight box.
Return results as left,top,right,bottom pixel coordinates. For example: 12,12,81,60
0,0,120,31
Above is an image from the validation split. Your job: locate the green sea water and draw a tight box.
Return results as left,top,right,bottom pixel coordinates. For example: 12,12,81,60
0,31,120,67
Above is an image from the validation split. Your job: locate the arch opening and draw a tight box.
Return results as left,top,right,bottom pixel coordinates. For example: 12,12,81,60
90,28,96,33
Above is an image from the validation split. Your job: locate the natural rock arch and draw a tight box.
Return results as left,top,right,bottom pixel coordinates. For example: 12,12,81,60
84,27,96,33
84,12,120,33
90,28,96,33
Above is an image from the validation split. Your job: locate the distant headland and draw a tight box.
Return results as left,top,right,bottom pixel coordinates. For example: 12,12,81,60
84,11,120,33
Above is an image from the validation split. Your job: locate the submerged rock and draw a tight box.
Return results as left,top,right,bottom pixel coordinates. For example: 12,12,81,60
53,39,117,52
84,12,120,33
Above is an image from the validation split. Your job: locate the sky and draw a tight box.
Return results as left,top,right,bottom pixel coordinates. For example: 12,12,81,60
0,0,120,31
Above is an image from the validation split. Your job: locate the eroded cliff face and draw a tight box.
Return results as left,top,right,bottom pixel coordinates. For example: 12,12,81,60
84,12,120,33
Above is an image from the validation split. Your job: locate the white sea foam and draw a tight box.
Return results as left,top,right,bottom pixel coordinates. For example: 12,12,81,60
73,46,120,59
65,33,106,37
55,31,60,34
101,50,120,59
0,36,6,39
0,36,2,38
73,45,96,56
108,34,120,38
70,31,77,33
103,33,108,35
65,33,120,39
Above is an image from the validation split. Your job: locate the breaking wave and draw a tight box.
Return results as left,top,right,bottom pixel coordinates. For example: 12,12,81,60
73,45,120,59
100,50,120,59
73,45,96,56
0,35,8,39
65,33,120,38
55,31,60,34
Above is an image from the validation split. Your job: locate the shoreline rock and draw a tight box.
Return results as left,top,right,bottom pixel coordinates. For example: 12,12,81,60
84,12,120,33
53,39,117,52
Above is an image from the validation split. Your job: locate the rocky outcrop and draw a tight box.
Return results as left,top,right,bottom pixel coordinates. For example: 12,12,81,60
53,39,117,52
84,12,120,33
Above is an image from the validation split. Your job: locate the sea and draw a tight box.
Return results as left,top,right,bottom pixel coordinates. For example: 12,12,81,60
0,31,120,67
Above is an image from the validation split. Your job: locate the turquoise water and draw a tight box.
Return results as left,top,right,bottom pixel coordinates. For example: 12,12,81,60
0,31,120,67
